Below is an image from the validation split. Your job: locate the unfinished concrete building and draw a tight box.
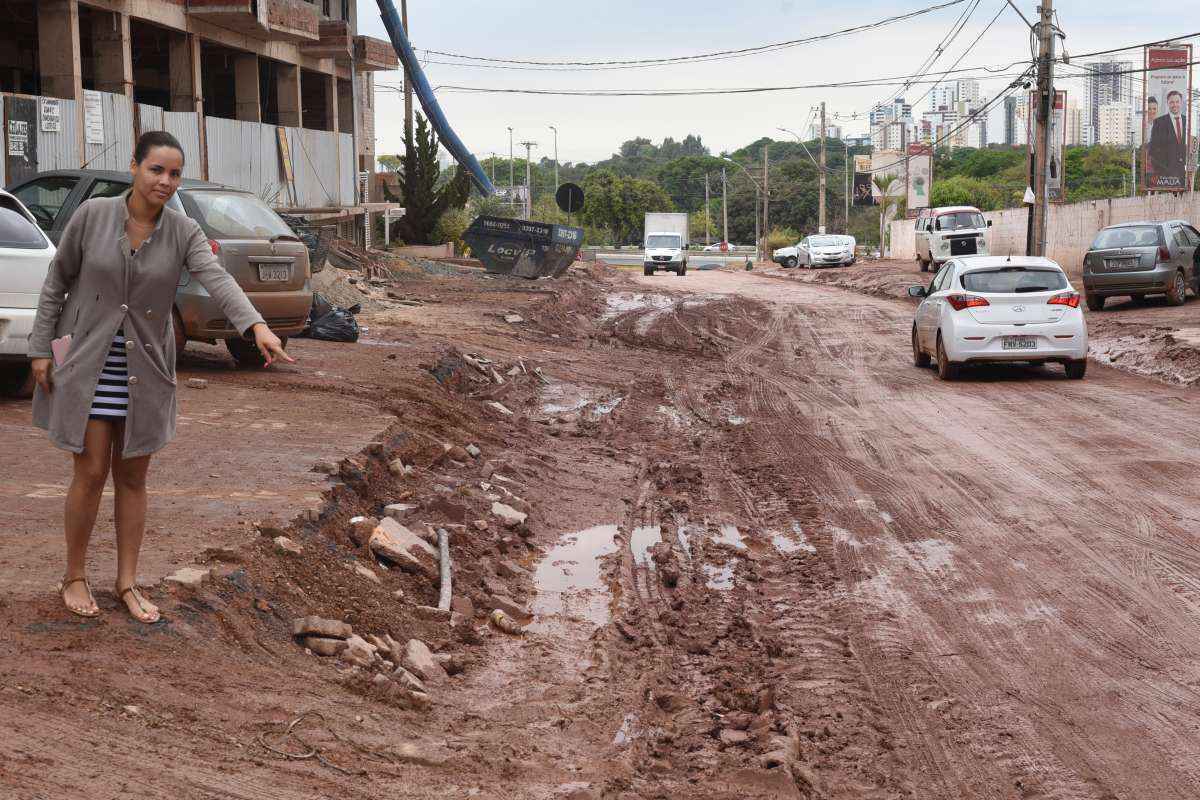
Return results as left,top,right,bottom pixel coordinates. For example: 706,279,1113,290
0,0,396,209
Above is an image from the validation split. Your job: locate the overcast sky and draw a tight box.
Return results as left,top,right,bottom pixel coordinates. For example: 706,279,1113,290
355,0,1187,165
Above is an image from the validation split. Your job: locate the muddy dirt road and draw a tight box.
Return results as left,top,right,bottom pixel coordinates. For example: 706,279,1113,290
4,261,1200,799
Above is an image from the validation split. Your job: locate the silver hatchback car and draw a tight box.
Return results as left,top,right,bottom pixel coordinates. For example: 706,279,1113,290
1082,220,1200,310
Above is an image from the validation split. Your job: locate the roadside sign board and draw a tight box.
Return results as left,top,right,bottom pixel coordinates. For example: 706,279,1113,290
1143,45,1192,192
4,96,37,185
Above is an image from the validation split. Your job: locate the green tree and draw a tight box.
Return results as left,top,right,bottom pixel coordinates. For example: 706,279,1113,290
873,173,902,253
579,170,673,245
929,175,1006,211
655,155,727,213
383,113,471,245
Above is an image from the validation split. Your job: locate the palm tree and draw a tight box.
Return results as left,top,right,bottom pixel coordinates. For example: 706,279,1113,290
872,173,901,255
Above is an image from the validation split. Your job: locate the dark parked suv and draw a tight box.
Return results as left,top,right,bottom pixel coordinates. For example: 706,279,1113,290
7,170,312,366
1082,220,1200,310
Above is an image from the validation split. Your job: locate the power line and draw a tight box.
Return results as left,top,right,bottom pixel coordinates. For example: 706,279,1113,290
1063,31,1200,61
869,0,983,114
414,0,969,68
375,68,1033,99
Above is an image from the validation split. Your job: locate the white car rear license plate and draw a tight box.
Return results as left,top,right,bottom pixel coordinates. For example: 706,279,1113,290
1002,336,1037,350
258,264,292,282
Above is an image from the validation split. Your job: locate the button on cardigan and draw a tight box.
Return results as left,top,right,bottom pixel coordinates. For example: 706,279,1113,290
28,194,265,458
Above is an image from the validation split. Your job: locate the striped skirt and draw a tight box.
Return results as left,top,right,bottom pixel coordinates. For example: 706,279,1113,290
89,329,129,421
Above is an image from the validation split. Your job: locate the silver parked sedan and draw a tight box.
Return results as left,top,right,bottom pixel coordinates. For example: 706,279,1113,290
1082,220,1200,310
799,234,856,268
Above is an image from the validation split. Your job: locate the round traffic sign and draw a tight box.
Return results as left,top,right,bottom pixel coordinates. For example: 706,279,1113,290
555,182,584,214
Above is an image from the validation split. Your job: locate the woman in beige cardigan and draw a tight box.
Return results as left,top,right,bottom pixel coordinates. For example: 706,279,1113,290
27,131,294,623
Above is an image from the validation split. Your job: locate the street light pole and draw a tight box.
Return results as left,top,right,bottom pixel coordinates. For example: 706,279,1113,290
721,157,759,260
520,140,537,219
549,126,559,194
704,174,711,246
844,143,850,235
819,101,827,234
722,167,729,247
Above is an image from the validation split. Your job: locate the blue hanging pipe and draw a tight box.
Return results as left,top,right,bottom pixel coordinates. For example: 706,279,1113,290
374,0,496,195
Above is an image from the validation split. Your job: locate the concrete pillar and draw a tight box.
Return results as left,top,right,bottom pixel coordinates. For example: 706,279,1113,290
93,11,133,98
325,73,338,132
276,64,301,128
234,53,261,122
39,0,82,101
337,77,353,137
168,32,198,113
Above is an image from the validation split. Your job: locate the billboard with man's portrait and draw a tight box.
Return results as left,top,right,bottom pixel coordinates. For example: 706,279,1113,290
1144,45,1192,192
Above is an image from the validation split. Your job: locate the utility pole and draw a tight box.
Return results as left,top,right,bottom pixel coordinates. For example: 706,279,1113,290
704,174,711,245
844,143,850,235
520,140,536,219
402,0,413,145
490,152,496,185
549,125,559,193
1030,0,1056,256
722,167,729,247
1130,145,1137,197
819,101,827,234
762,143,770,263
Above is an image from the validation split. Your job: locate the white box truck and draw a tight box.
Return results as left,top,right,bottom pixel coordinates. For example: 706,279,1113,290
643,212,690,276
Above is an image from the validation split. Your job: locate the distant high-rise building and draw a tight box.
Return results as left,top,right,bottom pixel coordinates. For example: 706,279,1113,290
1084,61,1135,144
1004,96,1020,145
1065,100,1085,146
955,79,982,106
1097,102,1133,146
807,123,843,140
930,84,956,112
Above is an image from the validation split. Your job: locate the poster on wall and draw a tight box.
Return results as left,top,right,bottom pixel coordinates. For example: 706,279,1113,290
83,90,104,146
5,96,38,185
905,142,933,212
1026,90,1067,200
1143,45,1192,192
853,172,875,205
39,98,60,133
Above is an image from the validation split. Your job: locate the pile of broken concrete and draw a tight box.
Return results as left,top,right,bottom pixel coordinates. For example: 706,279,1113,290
292,615,463,710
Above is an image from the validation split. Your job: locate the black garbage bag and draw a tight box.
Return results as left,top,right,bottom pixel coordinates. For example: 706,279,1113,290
300,292,361,342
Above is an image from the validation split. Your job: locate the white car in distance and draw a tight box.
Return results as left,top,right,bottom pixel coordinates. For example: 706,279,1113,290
0,189,56,396
908,256,1087,381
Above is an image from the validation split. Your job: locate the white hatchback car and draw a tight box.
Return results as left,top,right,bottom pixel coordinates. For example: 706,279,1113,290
0,190,56,396
908,256,1088,380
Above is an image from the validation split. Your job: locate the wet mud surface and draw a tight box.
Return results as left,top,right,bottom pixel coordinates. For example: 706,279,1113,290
4,260,1200,798
764,257,1200,386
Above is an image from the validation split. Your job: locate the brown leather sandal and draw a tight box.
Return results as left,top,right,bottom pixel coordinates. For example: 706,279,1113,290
115,584,161,624
59,576,101,618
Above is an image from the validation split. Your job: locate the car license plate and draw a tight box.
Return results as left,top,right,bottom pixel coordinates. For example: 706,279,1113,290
1002,336,1037,350
258,263,291,282
1105,258,1135,271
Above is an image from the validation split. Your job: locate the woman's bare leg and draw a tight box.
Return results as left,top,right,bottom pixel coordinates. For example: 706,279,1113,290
111,422,157,621
63,419,115,614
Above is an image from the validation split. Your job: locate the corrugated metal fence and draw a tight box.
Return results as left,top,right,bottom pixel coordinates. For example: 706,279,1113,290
137,103,164,135
37,98,80,173
163,112,203,180
286,127,350,207
205,116,284,202
4,90,357,210
83,91,134,170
